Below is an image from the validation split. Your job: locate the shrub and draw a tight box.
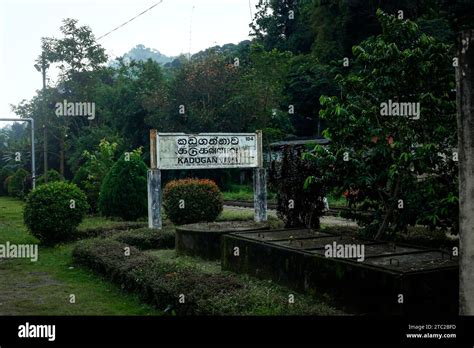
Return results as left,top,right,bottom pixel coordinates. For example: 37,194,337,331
73,165,99,212
73,139,118,212
269,145,326,229
163,178,223,225
8,168,31,198
111,227,175,250
98,150,147,221
0,168,13,195
23,181,89,245
36,169,63,186
3,175,12,195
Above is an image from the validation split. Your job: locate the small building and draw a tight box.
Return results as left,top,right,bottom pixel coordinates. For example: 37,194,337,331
266,137,330,162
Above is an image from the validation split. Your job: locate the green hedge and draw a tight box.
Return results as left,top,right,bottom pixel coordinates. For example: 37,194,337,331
111,227,175,250
75,222,147,240
73,238,241,315
72,238,341,315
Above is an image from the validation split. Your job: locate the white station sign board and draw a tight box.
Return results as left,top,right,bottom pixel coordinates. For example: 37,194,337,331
157,133,260,170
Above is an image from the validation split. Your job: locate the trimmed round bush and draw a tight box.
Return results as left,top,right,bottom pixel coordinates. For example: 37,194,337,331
163,178,223,225
8,168,31,198
98,153,148,221
23,181,89,245
0,168,13,196
36,169,63,186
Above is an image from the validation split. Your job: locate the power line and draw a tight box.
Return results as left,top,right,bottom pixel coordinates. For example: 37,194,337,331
96,0,164,41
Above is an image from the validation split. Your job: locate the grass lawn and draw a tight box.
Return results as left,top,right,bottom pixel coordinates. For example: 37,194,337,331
217,208,284,229
222,184,276,201
326,193,347,208
0,196,160,315
221,184,346,209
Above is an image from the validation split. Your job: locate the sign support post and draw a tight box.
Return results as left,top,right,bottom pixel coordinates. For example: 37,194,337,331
253,130,267,222
148,129,162,229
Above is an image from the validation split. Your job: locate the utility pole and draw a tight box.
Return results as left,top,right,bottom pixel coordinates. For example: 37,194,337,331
457,29,474,315
59,127,65,177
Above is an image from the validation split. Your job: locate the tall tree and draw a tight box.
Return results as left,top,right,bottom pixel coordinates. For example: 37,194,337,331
40,18,107,176
250,0,316,54
105,59,168,150
166,52,240,133
285,54,339,136
306,11,457,239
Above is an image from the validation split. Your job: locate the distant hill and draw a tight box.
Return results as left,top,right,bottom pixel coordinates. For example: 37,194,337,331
190,40,251,61
111,41,253,68
112,44,175,65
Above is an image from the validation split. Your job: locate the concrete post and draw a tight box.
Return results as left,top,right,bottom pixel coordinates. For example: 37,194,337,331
147,169,162,229
253,167,267,222
148,129,162,229
253,130,267,222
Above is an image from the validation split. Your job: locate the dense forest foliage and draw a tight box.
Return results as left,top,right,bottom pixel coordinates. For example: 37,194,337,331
1,0,472,235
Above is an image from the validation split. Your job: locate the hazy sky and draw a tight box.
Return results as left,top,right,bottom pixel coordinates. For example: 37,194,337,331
0,0,259,120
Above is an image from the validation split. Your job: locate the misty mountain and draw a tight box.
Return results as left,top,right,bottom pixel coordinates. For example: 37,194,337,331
113,44,175,65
